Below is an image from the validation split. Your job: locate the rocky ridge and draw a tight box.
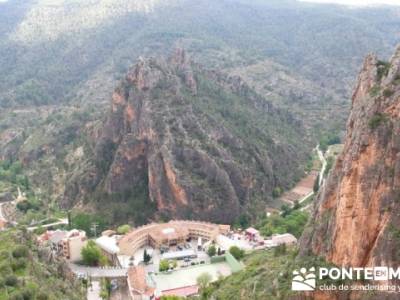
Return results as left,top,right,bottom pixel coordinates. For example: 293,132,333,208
63,50,310,224
300,45,400,298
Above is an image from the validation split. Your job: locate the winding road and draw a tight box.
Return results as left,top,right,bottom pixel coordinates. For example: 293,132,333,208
316,145,327,187
298,145,327,211
27,218,69,231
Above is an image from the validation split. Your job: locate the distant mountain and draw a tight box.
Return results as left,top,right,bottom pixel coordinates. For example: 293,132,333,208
62,49,310,224
0,0,399,135
0,0,399,225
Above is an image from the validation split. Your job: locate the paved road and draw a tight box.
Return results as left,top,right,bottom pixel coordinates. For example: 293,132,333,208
69,263,128,278
316,145,327,187
297,145,327,212
87,280,101,300
298,191,314,204
27,218,68,231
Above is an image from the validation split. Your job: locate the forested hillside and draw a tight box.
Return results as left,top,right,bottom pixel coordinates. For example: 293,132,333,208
0,0,399,224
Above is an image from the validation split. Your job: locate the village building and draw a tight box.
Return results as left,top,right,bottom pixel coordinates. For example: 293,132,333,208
118,220,230,256
95,235,120,266
271,233,297,246
244,227,260,241
38,229,87,262
159,285,199,298
127,266,155,300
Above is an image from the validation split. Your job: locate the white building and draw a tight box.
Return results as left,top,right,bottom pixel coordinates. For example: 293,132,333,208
216,234,253,251
271,233,297,246
65,229,88,262
95,235,120,265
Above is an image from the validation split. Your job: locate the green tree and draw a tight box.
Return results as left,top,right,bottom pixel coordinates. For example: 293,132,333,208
235,214,250,229
171,260,178,269
197,272,213,299
159,259,170,272
81,241,107,266
258,210,308,238
143,249,151,264
207,245,216,257
71,213,108,237
274,244,287,256
272,187,282,198
197,272,212,289
117,224,131,235
229,246,244,260
12,246,29,258
324,156,334,177
313,176,320,192
280,204,291,217
100,278,111,300
293,200,300,210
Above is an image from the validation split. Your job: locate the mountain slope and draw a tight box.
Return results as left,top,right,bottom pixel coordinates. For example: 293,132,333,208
62,50,310,224
203,44,400,300
1,0,399,137
300,45,400,286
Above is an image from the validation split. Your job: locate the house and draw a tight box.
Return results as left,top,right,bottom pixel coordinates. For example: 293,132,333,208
63,229,88,261
271,233,297,246
95,235,120,265
127,266,155,300
38,229,87,262
159,285,199,298
245,227,260,241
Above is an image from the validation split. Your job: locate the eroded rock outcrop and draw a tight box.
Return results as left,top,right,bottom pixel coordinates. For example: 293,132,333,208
64,50,309,224
300,46,400,298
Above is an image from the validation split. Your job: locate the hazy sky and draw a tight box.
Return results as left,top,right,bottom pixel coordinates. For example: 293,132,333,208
299,0,400,6
0,0,399,5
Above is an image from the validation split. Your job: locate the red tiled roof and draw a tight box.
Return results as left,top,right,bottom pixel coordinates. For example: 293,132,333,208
128,266,155,296
245,227,259,235
162,285,199,297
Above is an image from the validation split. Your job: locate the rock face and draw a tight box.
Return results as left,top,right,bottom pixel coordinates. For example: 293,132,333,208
300,46,400,282
64,50,309,224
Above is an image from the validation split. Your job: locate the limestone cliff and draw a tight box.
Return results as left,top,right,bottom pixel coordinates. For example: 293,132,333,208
300,45,400,288
63,50,310,224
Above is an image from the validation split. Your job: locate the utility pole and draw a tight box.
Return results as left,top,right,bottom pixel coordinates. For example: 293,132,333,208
91,223,99,238
67,210,72,230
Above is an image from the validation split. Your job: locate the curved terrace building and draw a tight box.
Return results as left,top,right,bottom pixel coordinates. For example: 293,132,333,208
118,220,230,256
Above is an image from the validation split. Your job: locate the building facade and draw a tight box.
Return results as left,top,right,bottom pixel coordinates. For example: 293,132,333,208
118,220,230,256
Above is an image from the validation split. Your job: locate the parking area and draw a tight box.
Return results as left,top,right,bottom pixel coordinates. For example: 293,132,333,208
130,238,210,272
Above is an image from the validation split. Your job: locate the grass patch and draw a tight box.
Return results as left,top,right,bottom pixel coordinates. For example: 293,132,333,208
369,85,381,97
377,60,390,81
394,74,400,85
368,113,388,130
383,88,394,98
0,229,84,299
207,248,342,300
